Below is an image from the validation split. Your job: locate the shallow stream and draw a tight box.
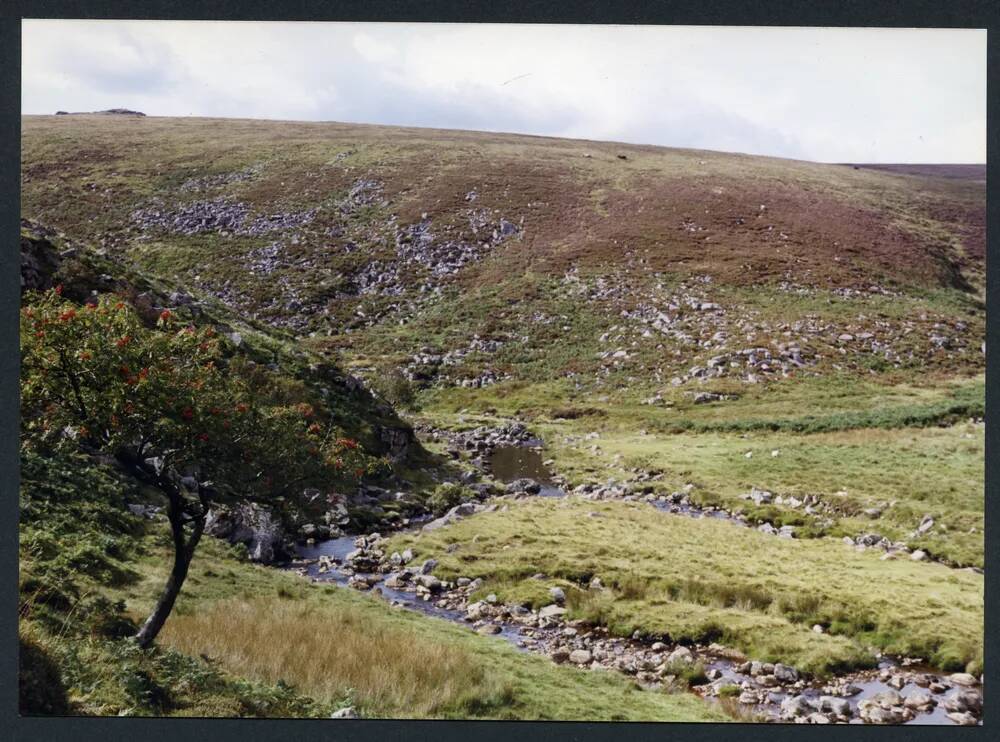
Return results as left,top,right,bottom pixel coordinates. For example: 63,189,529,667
290,443,974,725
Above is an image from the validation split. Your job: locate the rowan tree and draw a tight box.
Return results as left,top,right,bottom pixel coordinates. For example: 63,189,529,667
21,287,383,646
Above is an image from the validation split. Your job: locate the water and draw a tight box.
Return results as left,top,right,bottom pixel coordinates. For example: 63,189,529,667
294,535,525,644
488,445,565,497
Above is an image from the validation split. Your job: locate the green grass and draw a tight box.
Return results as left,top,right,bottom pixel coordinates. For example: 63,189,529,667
417,373,985,567
386,498,983,676
151,543,725,721
19,450,724,721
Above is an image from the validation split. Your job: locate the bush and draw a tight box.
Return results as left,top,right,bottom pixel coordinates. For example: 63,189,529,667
371,368,418,411
427,483,475,517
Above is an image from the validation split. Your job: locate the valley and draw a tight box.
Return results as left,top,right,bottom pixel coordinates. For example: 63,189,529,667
18,114,984,724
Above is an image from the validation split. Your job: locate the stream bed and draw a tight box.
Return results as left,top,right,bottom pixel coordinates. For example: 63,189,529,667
287,443,980,725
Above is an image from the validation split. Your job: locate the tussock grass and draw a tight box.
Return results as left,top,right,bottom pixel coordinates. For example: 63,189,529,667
388,498,984,676
162,598,510,718
532,413,984,567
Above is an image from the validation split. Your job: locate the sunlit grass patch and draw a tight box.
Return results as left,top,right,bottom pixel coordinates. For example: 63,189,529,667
387,498,983,675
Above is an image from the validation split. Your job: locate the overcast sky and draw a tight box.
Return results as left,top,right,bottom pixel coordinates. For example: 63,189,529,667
21,20,987,163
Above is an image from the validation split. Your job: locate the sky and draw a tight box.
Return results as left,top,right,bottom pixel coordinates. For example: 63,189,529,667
21,20,987,164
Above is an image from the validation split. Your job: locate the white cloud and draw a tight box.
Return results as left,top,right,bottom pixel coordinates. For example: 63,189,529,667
21,20,986,163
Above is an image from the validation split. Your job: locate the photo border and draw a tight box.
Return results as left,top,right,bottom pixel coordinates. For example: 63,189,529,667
3,2,996,741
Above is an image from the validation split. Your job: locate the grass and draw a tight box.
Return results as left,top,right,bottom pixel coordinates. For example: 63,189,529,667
135,533,727,721
417,374,985,567
19,450,725,721
162,598,510,718
385,498,984,676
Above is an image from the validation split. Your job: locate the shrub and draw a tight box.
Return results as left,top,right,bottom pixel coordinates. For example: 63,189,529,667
371,368,418,411
427,483,475,517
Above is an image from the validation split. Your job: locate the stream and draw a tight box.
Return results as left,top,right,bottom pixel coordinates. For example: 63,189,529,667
289,443,978,725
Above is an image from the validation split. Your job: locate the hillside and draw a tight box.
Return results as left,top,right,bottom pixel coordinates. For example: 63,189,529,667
19,115,985,723
21,115,985,394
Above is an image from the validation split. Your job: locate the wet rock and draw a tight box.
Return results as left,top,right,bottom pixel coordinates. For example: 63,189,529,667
948,672,979,687
946,711,979,726
773,663,799,683
506,478,541,495
780,695,815,719
415,574,442,592
903,689,936,711
817,695,852,719
943,688,982,714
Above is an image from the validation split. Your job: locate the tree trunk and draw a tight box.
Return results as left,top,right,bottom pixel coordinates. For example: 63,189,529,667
134,491,204,649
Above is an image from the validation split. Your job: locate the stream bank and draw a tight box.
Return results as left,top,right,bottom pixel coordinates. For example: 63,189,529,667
285,435,982,725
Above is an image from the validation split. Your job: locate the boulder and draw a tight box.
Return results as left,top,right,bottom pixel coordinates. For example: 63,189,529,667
780,695,815,719
569,649,593,665
943,689,982,715
903,689,935,711
946,711,979,726
549,587,566,604
817,695,852,719
538,605,567,620
331,706,358,719
205,502,288,564
948,672,979,687
415,574,442,592
419,558,438,575
773,663,799,683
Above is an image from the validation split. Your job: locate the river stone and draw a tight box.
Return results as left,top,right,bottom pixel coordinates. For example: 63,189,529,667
538,605,567,620
419,558,437,575
569,649,593,665
946,711,979,726
859,704,904,724
903,689,936,710
477,623,501,635
773,663,799,683
415,574,442,591
806,712,831,724
818,695,852,719
873,689,903,708
887,674,907,689
948,672,979,687
943,688,982,714
780,695,815,719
